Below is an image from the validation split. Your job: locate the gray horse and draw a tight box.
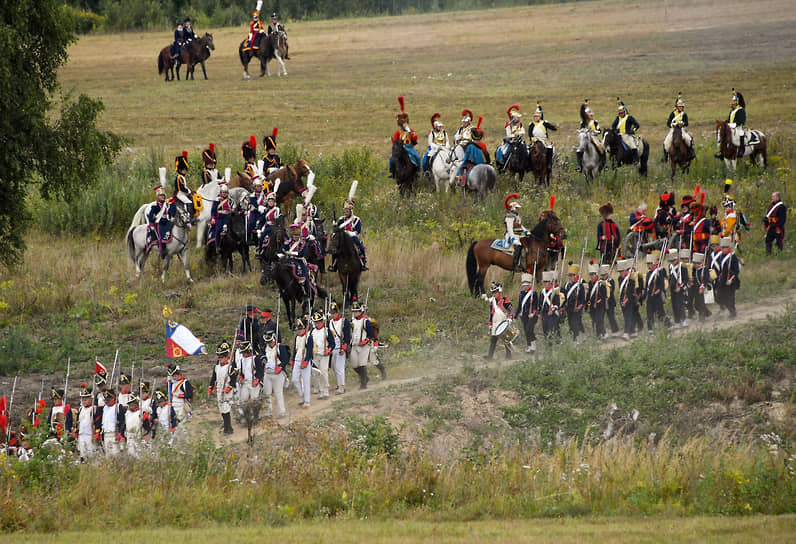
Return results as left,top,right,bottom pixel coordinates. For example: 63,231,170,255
459,163,497,203
576,128,606,182
127,201,195,282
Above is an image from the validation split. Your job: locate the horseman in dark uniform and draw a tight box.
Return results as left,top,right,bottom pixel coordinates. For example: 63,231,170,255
267,12,290,59
172,151,195,217
247,178,267,244
663,93,695,162
389,96,420,177
245,2,266,52
611,99,641,163
209,183,233,251
496,105,525,172
529,103,558,177
241,135,259,183
147,180,175,259
171,22,185,59
329,189,368,272
262,127,282,175
256,189,282,256
201,143,217,187
716,89,747,158
283,223,311,297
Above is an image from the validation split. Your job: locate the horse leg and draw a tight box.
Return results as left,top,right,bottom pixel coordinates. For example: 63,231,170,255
201,61,208,80
180,248,193,282
161,254,171,283
276,55,287,76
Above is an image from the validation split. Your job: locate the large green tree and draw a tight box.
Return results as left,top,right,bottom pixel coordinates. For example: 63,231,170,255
0,0,121,267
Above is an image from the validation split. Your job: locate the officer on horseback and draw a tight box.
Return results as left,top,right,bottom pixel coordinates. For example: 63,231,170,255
496,105,524,172
256,189,282,256
455,117,488,186
576,99,604,172
611,99,641,163
147,177,175,259
389,96,420,177
201,143,217,186
329,187,368,272
171,22,185,59
172,151,195,216
529,103,558,177
283,223,311,296
241,135,259,182
297,203,325,266
504,193,529,272
245,2,266,52
267,11,289,58
422,113,449,174
210,183,233,250
263,127,282,175
715,88,747,159
454,109,474,147
183,18,198,45
663,93,695,162
247,179,267,243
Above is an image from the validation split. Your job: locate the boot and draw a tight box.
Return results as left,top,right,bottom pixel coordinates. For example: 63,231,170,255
737,136,745,158
360,257,368,271
375,362,387,380
327,258,337,272
512,246,523,272
575,151,583,172
355,367,369,390
388,162,395,178
222,412,234,435
485,336,497,360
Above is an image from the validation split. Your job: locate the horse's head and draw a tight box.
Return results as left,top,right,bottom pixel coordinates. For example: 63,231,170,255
576,128,589,147
542,212,567,240
204,33,215,51
294,159,311,179
173,201,193,228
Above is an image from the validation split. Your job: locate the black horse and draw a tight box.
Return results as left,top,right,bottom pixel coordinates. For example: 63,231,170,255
502,139,529,183
327,223,362,305
391,138,419,196
273,257,327,330
206,211,250,273
603,129,650,177
258,216,286,285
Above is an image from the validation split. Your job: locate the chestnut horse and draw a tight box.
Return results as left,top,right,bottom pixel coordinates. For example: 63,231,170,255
266,159,311,218
466,212,567,296
667,125,692,180
715,120,766,171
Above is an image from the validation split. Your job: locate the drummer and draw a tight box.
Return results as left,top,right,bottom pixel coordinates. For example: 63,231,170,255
486,281,515,360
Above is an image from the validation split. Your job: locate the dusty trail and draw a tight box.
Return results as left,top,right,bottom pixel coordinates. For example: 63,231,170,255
192,288,796,445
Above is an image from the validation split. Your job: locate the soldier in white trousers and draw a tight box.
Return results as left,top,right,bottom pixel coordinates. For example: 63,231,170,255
349,301,374,389
292,318,312,408
235,341,263,404
208,341,236,435
327,302,351,395
261,332,290,418
309,311,335,400
76,383,96,461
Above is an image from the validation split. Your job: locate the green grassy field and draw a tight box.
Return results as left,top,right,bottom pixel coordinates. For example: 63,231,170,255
1,0,795,535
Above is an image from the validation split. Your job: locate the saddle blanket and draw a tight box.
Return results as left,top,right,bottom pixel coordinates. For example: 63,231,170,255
489,239,514,255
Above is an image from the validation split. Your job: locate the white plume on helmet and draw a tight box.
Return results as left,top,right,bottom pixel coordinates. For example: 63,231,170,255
255,1,263,12
304,184,318,206
224,167,231,182
348,179,358,201
273,178,281,194
158,167,167,185
306,171,316,188
256,159,265,178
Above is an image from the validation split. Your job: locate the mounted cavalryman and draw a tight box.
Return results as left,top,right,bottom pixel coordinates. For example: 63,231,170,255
663,93,695,162
576,99,604,172
455,116,487,186
245,2,266,52
148,169,175,259
172,150,195,217
716,89,747,159
201,143,217,186
389,96,420,177
529,102,558,177
503,193,526,272
262,127,282,175
496,105,524,172
611,99,641,163
422,113,449,173
329,182,368,272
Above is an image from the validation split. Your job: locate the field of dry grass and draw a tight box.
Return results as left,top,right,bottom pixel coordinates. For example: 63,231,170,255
59,0,796,155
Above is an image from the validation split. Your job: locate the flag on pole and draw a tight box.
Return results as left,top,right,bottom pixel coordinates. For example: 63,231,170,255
166,320,207,359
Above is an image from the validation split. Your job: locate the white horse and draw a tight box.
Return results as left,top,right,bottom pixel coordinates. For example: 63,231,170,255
429,148,454,192
576,128,606,182
126,202,194,282
445,144,467,192
196,184,253,248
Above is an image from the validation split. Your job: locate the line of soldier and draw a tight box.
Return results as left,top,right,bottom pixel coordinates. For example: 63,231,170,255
209,301,386,435
0,361,193,462
488,230,741,358
416,89,753,179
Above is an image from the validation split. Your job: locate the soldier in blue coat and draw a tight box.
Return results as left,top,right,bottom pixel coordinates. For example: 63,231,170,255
563,263,587,342
171,22,185,59
283,223,310,296
716,237,740,318
517,273,539,354
643,252,671,331
147,185,175,258
329,199,367,271
764,192,787,255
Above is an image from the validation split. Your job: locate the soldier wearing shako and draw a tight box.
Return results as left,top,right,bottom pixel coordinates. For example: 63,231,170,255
504,193,527,272
586,260,606,339
201,143,217,186
642,251,671,331
576,99,604,172
389,96,421,176
455,116,489,186
98,389,125,456
330,182,368,271
260,331,289,418
763,192,787,256
540,271,564,341
148,171,176,257
328,301,351,395
680,249,695,319
423,113,450,173
454,109,474,148
350,301,376,388
140,381,153,419
689,192,710,253
691,252,714,320
209,183,233,251
47,388,73,438
118,373,132,408
124,393,151,458
663,93,695,162
241,135,259,183
247,178,267,244
245,1,266,52
667,249,689,328
486,282,514,360
75,383,96,461
309,311,335,397
208,342,237,435
721,195,740,247
153,389,177,440
564,262,587,342
716,237,740,318
616,258,639,339
596,202,621,265
496,105,525,171
168,364,194,426
173,151,194,215
517,273,539,354
283,223,312,297
292,318,312,407
601,263,620,337
529,102,558,176
716,89,747,159
256,187,283,257
263,127,282,174
611,99,641,163
707,234,724,311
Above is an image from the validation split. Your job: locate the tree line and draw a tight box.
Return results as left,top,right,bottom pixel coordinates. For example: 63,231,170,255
63,0,579,33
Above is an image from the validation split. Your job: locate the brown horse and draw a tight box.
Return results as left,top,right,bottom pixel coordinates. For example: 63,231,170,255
266,159,310,217
157,46,177,81
715,120,766,171
466,211,567,296
527,140,550,185
178,33,215,80
239,33,285,79
667,125,692,180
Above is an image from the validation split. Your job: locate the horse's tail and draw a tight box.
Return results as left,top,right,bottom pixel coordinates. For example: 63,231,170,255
466,241,478,295
158,51,164,74
638,140,650,177
126,226,137,263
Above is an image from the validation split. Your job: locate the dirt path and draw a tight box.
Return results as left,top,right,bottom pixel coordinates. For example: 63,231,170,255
191,288,796,446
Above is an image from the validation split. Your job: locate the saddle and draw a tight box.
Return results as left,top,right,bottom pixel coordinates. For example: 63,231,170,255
489,239,514,255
